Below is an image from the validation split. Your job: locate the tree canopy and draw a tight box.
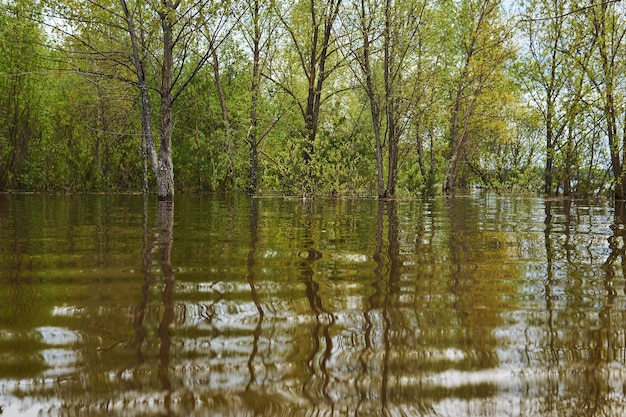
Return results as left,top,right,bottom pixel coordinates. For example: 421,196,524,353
1,0,624,198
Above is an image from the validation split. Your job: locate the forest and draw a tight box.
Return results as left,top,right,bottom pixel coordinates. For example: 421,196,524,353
0,0,624,199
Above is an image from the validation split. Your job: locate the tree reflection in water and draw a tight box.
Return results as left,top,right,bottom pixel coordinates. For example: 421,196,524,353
3,194,626,416
131,198,176,411
297,200,335,407
245,197,265,392
539,198,625,415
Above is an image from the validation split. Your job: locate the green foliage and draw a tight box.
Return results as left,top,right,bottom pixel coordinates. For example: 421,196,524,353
0,1,45,190
0,0,623,198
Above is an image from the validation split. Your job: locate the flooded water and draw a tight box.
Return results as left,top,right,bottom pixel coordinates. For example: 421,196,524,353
1,193,626,416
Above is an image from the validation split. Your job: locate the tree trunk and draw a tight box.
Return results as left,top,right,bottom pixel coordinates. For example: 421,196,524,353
359,0,384,197
600,57,622,199
544,44,559,196
248,0,261,194
544,105,554,195
384,0,398,197
121,0,158,195
563,127,573,197
141,84,156,193
157,3,175,201
303,0,342,172
122,0,175,200
444,82,467,192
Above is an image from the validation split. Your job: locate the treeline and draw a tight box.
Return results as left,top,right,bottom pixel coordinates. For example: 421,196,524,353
0,0,623,198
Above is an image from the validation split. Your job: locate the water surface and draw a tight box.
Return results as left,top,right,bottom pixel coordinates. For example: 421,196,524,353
1,193,625,416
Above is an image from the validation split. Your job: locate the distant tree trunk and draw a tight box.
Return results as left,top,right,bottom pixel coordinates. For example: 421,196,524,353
444,77,480,192
563,127,573,197
140,84,153,194
303,0,342,166
544,99,554,194
211,43,235,185
244,0,280,194
604,87,624,199
543,44,560,196
417,129,426,183
417,126,437,193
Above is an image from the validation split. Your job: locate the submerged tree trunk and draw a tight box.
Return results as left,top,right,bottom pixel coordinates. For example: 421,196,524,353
122,0,175,200
156,3,176,201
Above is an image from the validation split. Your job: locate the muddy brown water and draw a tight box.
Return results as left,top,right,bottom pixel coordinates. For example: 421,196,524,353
1,193,625,416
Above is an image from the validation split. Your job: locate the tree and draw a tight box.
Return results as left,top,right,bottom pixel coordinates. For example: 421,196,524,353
443,0,513,192
348,0,384,196
518,0,622,197
347,0,435,197
379,0,420,197
121,0,219,200
45,0,224,200
587,0,626,199
240,0,280,193
272,0,344,195
519,0,571,195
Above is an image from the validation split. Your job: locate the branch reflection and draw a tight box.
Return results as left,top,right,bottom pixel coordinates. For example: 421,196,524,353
298,201,334,406
246,197,265,391
157,200,175,401
135,198,175,410
604,200,626,271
